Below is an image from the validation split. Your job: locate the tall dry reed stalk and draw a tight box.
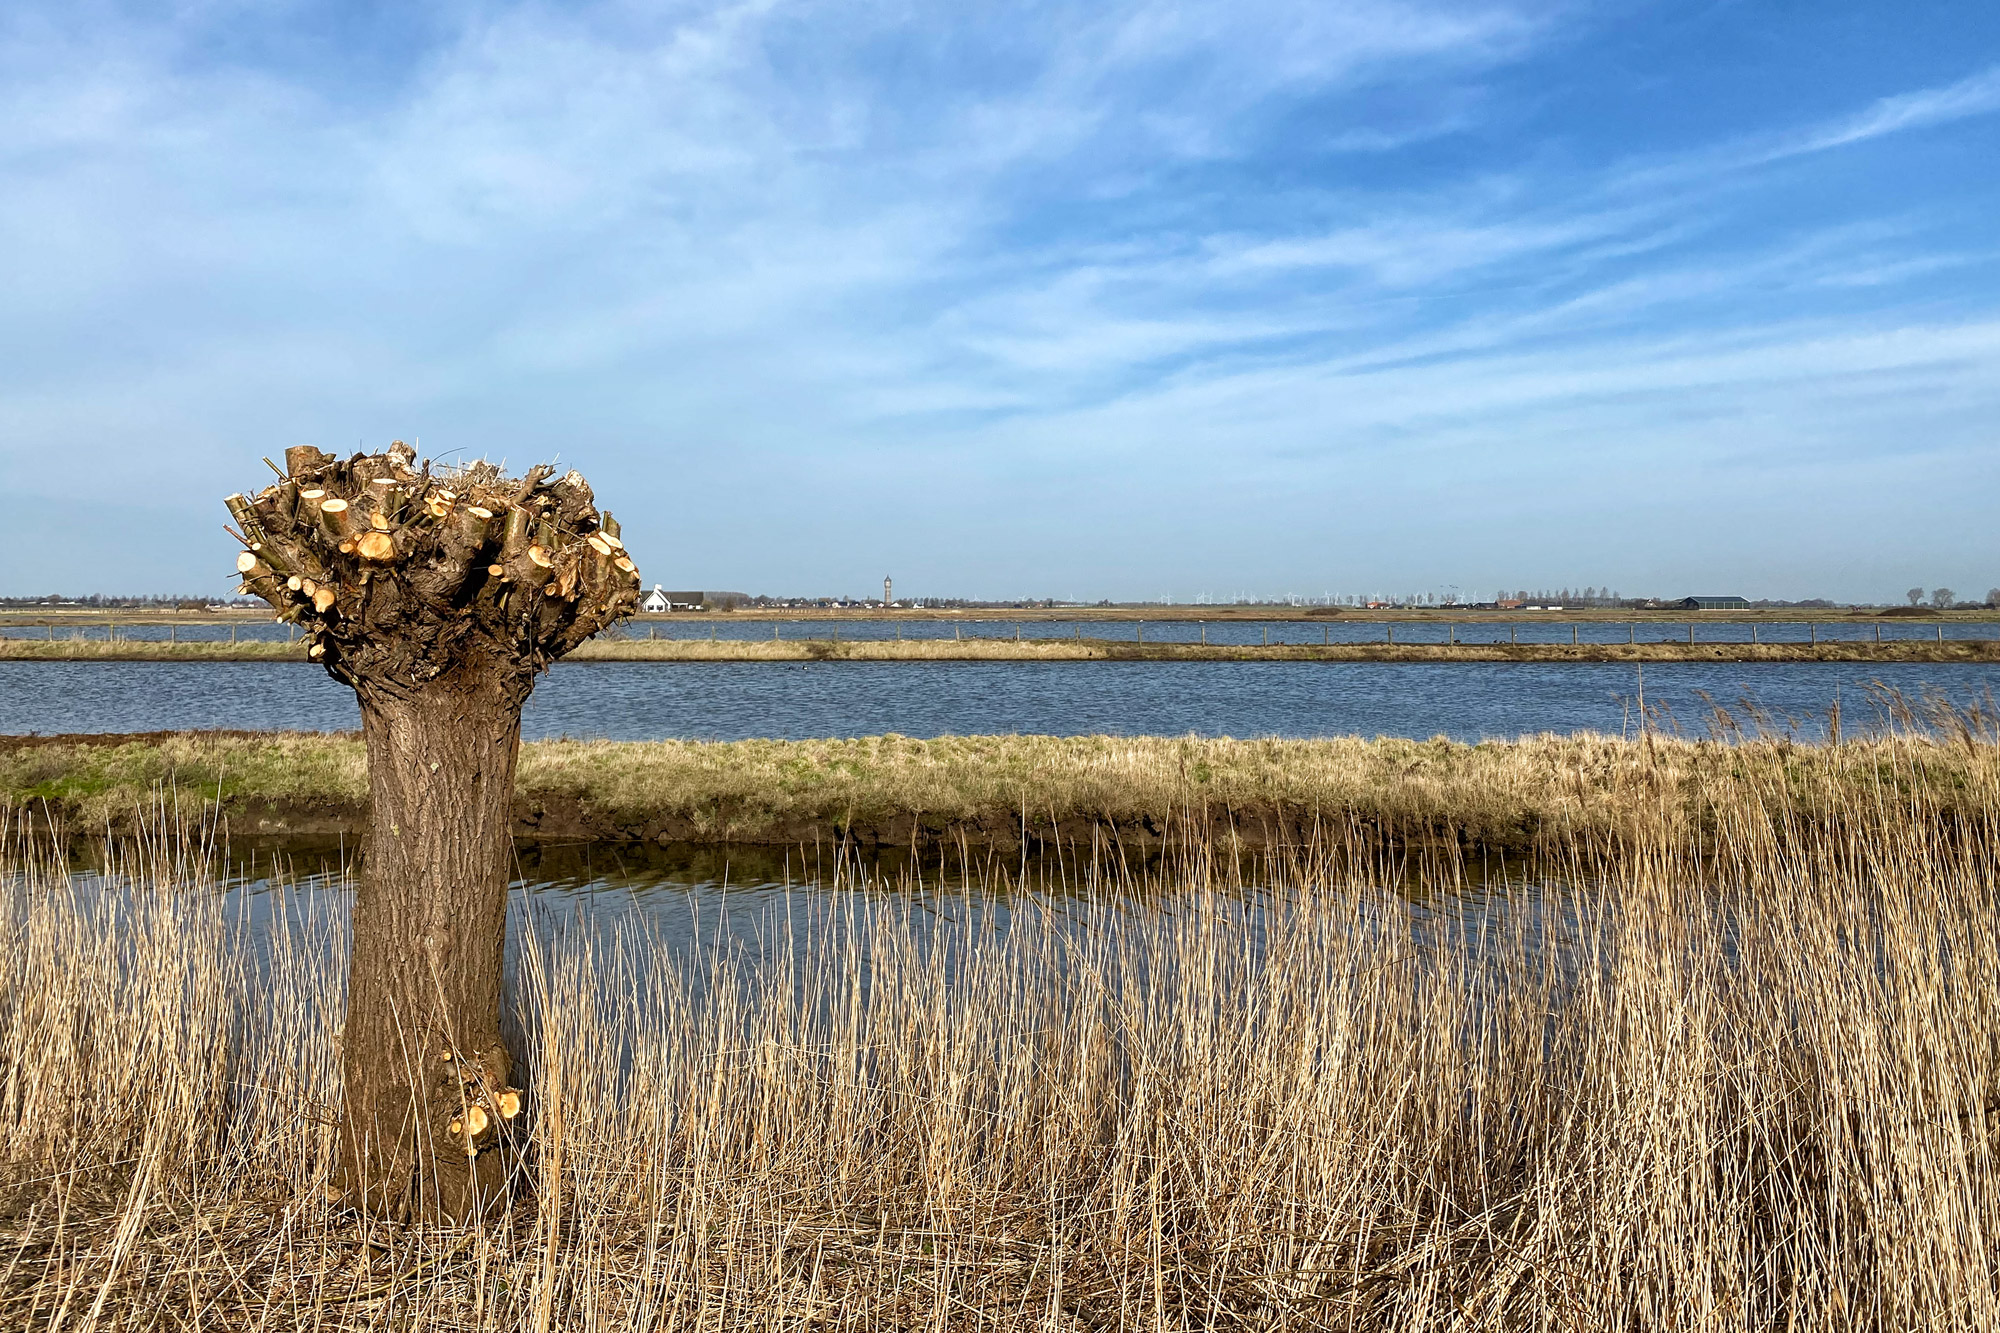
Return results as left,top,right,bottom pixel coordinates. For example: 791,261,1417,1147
1,735,1996,1329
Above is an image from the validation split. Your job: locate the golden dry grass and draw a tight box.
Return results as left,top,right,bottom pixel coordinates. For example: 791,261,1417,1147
512,722,2000,847
9,704,2000,851
2,722,1999,1328
0,637,305,660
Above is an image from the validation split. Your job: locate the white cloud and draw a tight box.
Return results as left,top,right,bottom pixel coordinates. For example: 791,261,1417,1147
1613,61,2000,189
1792,63,2000,155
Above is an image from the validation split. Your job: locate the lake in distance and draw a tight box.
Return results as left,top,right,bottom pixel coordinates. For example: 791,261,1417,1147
4,656,1995,742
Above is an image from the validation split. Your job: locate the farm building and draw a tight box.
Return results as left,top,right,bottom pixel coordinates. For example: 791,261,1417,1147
640,587,705,612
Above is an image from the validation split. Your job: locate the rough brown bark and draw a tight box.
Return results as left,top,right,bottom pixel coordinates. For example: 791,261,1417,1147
226,443,639,1220
340,670,525,1219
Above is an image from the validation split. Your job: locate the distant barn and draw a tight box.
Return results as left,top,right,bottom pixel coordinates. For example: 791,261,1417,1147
1678,595,1751,610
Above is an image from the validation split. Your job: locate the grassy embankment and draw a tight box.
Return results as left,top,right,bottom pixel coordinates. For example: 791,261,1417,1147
7,714,1998,850
5,634,1997,663
3,719,1998,1328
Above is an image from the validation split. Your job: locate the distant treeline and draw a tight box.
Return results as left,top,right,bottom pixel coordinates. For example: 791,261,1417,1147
1,595,259,609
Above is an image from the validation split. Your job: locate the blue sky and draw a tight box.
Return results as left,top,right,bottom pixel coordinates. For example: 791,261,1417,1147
2,0,1997,603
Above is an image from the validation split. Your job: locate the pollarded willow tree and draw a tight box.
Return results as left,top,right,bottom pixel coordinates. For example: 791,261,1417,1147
227,442,641,1220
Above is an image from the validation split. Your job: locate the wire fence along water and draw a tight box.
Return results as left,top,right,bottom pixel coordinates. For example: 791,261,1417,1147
4,616,1998,645
0,620,301,643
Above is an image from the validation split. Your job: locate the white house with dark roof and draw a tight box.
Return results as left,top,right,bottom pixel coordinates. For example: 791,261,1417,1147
641,586,705,612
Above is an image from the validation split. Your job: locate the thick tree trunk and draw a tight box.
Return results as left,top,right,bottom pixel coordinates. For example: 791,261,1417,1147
337,665,530,1221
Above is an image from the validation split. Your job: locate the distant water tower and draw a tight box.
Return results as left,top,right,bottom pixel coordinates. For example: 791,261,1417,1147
884,575,893,606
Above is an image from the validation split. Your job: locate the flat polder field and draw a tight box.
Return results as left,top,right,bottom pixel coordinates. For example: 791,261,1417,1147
6,608,2000,1330
5,704,2000,1329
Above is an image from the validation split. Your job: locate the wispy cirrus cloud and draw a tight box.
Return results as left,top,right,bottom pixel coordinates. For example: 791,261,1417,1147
1792,62,2000,155
1608,60,2000,191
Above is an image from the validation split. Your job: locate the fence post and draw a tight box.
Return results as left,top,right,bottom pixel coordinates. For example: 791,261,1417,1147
1386,624,1394,645
1137,621,1143,643
1874,624,1880,643
1263,626,1269,646
1628,623,1634,643
1572,625,1579,645
1511,626,1517,644
1937,623,1944,643
1687,623,1693,646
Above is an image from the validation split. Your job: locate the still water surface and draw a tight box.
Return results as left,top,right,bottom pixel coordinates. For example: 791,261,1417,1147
4,658,1996,741
45,832,1527,1003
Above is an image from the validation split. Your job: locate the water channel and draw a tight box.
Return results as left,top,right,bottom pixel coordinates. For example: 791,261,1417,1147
4,657,1996,741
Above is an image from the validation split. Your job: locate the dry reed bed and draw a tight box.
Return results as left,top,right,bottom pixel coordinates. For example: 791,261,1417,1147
7,714,2000,850
3,745,1999,1330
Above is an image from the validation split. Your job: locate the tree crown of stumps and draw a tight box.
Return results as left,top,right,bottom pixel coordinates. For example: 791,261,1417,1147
228,443,640,691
